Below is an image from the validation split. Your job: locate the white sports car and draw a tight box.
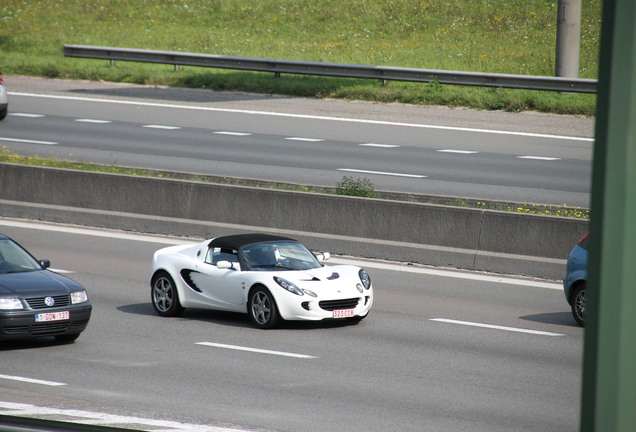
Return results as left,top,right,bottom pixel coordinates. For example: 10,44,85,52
150,233,373,329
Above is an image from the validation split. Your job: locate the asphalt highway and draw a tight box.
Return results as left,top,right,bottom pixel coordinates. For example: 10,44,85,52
1,219,583,432
3,76,594,207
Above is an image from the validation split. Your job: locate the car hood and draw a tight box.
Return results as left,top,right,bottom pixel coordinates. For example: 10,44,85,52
0,270,84,296
274,265,360,284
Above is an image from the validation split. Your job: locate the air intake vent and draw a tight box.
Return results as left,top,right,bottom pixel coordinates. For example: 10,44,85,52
319,298,360,311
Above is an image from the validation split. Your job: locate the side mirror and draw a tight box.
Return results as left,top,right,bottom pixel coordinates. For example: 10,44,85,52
39,259,51,269
315,252,330,262
216,261,238,270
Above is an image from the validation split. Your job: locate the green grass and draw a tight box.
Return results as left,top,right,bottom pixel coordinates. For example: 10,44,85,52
0,0,600,114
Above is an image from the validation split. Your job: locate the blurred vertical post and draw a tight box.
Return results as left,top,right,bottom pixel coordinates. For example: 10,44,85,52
555,0,582,77
581,0,636,431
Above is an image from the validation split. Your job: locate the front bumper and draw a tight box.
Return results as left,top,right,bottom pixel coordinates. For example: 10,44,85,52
278,291,373,321
0,303,92,341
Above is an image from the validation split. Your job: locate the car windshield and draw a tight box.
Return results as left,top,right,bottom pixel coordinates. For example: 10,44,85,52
241,242,323,271
0,238,42,274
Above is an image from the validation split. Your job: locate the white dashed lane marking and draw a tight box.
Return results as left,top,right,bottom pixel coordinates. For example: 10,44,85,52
196,342,317,359
437,149,479,154
8,113,45,118
517,156,562,161
0,137,57,145
0,374,66,387
74,119,112,124
360,143,401,148
430,318,564,336
285,137,324,142
142,125,181,130
338,168,427,178
214,131,252,136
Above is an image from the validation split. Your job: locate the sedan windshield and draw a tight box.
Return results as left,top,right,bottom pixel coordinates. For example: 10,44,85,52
242,242,323,271
0,238,42,274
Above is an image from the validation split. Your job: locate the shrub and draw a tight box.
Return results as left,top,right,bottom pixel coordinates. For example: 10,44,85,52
335,176,380,198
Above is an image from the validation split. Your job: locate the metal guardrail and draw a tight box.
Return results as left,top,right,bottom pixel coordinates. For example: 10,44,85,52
63,44,597,94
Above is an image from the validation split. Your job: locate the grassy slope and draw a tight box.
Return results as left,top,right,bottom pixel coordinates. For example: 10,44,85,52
0,0,600,114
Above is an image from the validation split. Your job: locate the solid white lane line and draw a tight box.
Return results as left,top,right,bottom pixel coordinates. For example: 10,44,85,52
360,143,401,148
12,92,594,142
196,342,317,359
214,131,252,136
142,125,181,130
8,113,45,118
74,119,112,124
0,374,66,387
0,137,58,145
0,219,193,246
430,318,564,336
437,149,479,154
0,402,251,432
338,168,427,178
517,156,562,161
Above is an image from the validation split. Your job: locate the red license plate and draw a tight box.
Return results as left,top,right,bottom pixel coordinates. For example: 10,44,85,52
35,311,70,322
332,309,355,318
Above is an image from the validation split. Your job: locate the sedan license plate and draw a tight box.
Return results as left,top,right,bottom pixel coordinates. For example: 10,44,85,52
332,309,355,319
35,311,70,322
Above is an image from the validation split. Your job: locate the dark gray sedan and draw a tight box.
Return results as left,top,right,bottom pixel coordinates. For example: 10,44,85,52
0,234,91,342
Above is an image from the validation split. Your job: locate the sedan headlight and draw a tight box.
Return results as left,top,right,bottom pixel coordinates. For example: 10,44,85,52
358,269,371,290
70,290,89,304
0,297,24,310
274,277,304,296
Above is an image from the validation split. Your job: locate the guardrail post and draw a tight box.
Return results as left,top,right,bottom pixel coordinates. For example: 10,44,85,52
556,0,582,78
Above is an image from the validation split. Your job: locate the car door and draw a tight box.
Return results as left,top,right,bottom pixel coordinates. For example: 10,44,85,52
189,247,245,308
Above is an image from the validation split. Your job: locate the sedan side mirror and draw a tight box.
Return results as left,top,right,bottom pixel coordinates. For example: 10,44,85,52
39,260,51,269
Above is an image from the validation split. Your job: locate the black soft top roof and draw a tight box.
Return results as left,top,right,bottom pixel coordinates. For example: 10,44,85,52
207,233,297,250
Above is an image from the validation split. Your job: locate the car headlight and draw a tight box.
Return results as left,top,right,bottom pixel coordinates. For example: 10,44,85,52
70,290,89,304
0,297,24,310
274,277,304,296
358,269,371,290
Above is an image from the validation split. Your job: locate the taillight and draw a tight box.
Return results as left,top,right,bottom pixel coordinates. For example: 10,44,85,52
0,74,4,85
578,233,590,250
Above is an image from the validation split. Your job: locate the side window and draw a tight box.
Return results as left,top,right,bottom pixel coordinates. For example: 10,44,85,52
205,247,238,265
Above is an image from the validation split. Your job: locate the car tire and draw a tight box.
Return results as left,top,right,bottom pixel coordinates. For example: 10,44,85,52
151,271,185,317
54,333,81,343
0,108,7,121
571,282,586,327
248,286,281,329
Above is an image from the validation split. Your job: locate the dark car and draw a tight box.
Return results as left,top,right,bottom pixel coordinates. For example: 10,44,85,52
563,233,588,326
0,234,92,342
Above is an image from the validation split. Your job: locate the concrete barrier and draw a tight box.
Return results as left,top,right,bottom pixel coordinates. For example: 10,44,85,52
0,163,588,279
